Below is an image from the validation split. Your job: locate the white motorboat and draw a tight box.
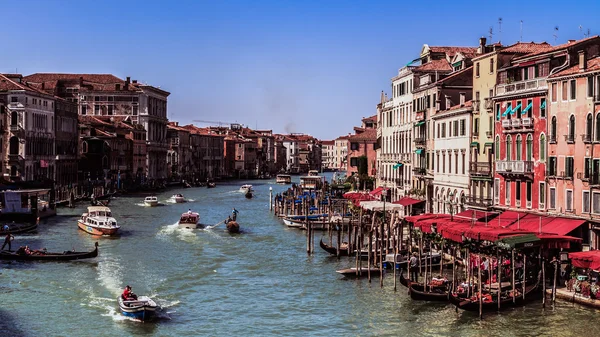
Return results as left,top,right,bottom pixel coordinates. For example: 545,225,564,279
178,211,200,229
276,174,292,184
172,194,186,203
144,196,159,207
118,295,158,321
239,184,253,193
77,206,120,236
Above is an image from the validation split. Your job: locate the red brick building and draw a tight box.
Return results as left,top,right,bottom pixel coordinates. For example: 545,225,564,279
347,128,377,176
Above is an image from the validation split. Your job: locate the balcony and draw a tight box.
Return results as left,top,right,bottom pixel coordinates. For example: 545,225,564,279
413,167,426,176
469,162,492,177
511,119,521,128
8,154,24,163
465,195,494,209
414,136,426,146
564,134,575,144
415,109,426,121
502,120,512,129
485,131,493,138
484,98,494,110
582,134,592,143
495,160,533,175
10,124,24,134
473,100,480,114
496,78,548,96
521,117,533,128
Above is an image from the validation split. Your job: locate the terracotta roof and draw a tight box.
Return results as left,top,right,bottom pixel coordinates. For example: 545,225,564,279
362,115,377,122
347,128,377,141
429,46,478,58
0,74,53,96
23,73,143,92
441,100,473,112
336,135,350,140
415,59,452,72
548,56,600,78
321,140,335,145
515,35,600,60
500,42,553,54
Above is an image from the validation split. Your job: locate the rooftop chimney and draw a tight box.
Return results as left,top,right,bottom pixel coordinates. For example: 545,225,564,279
479,37,487,54
568,39,576,44
41,82,45,90
79,76,83,86
459,92,466,106
579,50,587,71
126,77,131,83
116,83,121,90
132,80,138,84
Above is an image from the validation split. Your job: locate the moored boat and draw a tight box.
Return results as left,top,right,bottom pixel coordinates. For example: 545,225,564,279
118,295,158,321
319,238,350,256
336,267,383,278
276,174,292,184
448,279,540,312
178,211,200,229
0,242,98,261
144,196,159,207
172,194,186,203
77,206,120,236
0,221,38,235
207,182,216,188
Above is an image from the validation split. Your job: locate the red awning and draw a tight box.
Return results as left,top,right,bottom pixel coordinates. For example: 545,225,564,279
369,186,389,196
405,213,439,223
490,211,529,227
454,210,496,222
569,251,600,271
415,216,452,233
542,218,586,236
392,196,425,206
538,234,582,249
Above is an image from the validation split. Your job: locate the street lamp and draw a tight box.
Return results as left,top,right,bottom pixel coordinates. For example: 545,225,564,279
447,192,456,221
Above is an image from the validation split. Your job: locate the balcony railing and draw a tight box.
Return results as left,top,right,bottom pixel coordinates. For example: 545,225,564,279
473,100,480,113
484,98,494,110
465,196,493,208
485,131,493,138
511,119,521,128
496,78,548,96
469,162,492,176
10,124,24,133
549,135,557,143
502,120,512,129
521,117,533,128
8,154,24,162
564,134,575,143
495,160,533,174
582,134,592,143
413,167,426,175
415,136,426,145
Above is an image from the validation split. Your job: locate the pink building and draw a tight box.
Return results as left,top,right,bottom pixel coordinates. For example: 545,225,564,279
346,128,377,177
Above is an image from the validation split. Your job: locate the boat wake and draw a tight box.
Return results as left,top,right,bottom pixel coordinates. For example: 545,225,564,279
97,257,125,297
156,222,197,242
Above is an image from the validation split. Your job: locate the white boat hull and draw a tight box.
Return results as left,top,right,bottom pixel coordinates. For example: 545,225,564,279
145,201,159,207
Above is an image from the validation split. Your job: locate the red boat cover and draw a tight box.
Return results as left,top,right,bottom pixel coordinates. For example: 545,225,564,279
569,251,600,270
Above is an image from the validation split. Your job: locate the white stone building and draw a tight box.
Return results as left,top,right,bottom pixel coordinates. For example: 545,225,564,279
321,140,335,170
432,95,472,214
334,136,348,171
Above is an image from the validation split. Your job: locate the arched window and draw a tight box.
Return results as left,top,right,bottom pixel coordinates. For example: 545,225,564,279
586,113,593,141
9,136,19,155
568,115,575,142
506,135,512,160
495,136,500,161
516,135,522,160
526,134,533,161
82,141,88,154
596,114,600,142
540,134,546,162
551,116,557,142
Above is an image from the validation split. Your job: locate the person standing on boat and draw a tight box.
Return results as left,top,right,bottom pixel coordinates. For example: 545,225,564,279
122,285,137,301
1,233,14,251
409,252,419,282
232,208,239,221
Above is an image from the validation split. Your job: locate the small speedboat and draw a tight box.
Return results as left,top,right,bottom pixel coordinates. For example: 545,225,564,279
172,194,186,203
118,295,158,321
178,211,200,229
144,196,159,207
239,184,253,193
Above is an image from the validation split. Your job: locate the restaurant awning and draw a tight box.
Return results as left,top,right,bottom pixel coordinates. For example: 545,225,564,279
543,218,586,236
392,196,424,207
369,186,389,196
496,234,541,249
569,251,600,271
359,201,403,211
405,213,439,223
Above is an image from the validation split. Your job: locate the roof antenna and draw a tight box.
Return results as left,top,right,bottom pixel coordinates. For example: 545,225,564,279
498,17,503,44
580,25,584,38
520,20,523,42
553,26,559,43
489,27,493,43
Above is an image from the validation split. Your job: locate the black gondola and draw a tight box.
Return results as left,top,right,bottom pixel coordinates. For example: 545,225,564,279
0,223,38,235
0,242,99,261
245,191,253,199
319,238,350,256
448,278,540,312
400,272,451,301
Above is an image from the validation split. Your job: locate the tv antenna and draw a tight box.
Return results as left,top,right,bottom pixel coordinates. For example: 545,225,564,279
580,25,584,37
520,20,523,42
498,18,503,43
553,26,559,43
489,27,493,42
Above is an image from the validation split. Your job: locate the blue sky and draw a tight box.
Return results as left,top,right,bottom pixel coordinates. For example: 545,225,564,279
1,0,598,139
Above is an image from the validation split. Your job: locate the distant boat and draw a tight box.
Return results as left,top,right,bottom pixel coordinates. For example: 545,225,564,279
239,184,253,193
144,196,159,207
172,194,186,203
336,267,383,278
0,222,38,235
117,295,158,321
77,206,120,236
207,182,216,188
178,211,200,229
276,174,292,184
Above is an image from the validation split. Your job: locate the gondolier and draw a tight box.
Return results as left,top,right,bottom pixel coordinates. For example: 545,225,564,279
232,208,239,221
1,233,14,251
409,252,419,282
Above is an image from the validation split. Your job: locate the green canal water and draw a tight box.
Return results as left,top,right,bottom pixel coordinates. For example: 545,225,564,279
1,174,599,336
